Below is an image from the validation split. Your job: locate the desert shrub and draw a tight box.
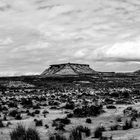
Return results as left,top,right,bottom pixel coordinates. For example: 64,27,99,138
106,105,116,109
10,124,40,140
3,115,7,121
49,134,67,140
123,120,133,130
0,120,4,127
123,107,139,118
39,97,46,102
110,124,118,131
26,128,40,140
84,127,91,137
42,110,49,115
49,101,60,106
2,106,8,111
52,120,66,131
94,126,105,138
34,119,43,127
86,118,92,124
26,110,30,114
15,114,22,120
34,110,40,114
21,98,33,107
69,125,90,140
28,112,35,117
73,105,104,117
0,105,3,112
76,126,91,137
10,124,26,140
131,116,137,122
9,110,18,117
50,106,59,110
69,128,82,140
7,121,12,127
52,118,71,126
8,102,17,108
64,103,75,110
45,124,49,129
99,136,113,140
67,113,73,118
61,118,71,125
115,116,122,122
55,123,65,131
33,104,41,109
10,125,25,139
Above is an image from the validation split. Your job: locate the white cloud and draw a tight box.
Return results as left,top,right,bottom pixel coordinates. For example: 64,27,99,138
74,48,88,58
92,38,140,62
0,37,13,45
0,0,140,75
105,41,140,60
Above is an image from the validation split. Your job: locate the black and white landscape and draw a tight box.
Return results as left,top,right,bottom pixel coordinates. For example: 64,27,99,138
1,0,140,140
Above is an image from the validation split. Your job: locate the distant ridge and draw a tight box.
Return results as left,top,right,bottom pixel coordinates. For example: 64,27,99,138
134,70,140,74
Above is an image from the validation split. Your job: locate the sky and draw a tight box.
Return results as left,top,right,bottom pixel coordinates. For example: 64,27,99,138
0,0,140,75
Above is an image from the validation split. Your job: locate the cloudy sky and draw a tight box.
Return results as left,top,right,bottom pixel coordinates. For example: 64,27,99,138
0,0,140,75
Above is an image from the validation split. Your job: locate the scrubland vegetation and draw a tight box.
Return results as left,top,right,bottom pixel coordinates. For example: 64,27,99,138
0,77,140,140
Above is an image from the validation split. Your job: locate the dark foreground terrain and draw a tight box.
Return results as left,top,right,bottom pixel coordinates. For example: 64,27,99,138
0,74,140,140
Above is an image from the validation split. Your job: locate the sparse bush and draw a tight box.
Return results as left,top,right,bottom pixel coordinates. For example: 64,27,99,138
86,118,92,124
99,136,113,140
10,124,40,140
3,115,7,121
84,127,91,137
106,105,116,109
0,120,4,127
64,103,75,110
34,119,43,127
15,114,22,120
76,125,91,137
49,134,67,140
8,102,17,108
123,119,133,130
80,126,90,137
10,124,26,140
94,126,105,138
110,124,118,131
52,118,71,127
45,124,49,129
115,116,122,122
69,128,82,140
42,110,49,115
69,125,90,140
33,104,41,109
61,118,71,125
55,123,65,131
28,112,35,117
73,105,104,117
34,110,40,114
9,110,18,117
123,107,139,118
21,99,33,107
67,113,73,118
7,121,12,127
26,128,40,140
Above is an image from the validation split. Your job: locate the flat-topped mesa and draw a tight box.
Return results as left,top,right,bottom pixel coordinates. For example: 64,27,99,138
41,63,98,77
